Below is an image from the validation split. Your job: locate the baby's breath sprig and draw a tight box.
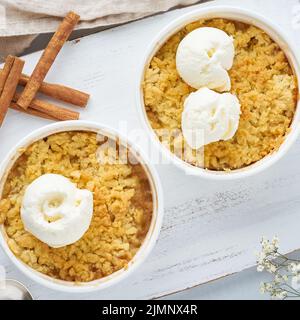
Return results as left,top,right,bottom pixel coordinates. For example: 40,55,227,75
256,237,300,299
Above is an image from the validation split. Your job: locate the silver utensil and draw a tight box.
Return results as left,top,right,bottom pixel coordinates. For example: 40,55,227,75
0,279,33,300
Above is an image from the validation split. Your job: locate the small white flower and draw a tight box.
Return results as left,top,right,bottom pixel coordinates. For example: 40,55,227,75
283,274,289,282
260,282,273,295
257,265,264,272
274,274,282,284
289,263,298,274
264,261,277,274
272,236,279,248
292,274,300,290
264,283,273,292
260,283,267,294
275,291,287,300
295,264,300,272
269,264,277,273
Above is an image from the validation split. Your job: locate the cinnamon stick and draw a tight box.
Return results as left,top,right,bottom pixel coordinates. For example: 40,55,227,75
17,11,80,109
0,57,25,126
18,73,89,107
10,102,57,121
13,92,79,121
0,55,14,95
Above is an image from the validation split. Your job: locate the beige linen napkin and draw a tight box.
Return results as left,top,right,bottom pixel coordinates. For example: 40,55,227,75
0,0,205,60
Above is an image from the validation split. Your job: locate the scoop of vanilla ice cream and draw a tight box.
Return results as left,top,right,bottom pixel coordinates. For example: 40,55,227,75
176,27,235,92
21,174,93,248
181,87,241,149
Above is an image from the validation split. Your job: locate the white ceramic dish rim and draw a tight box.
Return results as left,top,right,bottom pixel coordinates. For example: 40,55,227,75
0,120,164,293
136,5,300,180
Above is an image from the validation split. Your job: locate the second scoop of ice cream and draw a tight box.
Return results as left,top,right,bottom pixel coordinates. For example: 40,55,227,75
176,27,235,92
182,87,241,149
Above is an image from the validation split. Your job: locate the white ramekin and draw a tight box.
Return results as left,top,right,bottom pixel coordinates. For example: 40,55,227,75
0,121,164,293
136,5,300,180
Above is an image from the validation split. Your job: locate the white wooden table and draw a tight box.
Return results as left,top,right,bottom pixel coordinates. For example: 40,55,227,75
1,0,300,300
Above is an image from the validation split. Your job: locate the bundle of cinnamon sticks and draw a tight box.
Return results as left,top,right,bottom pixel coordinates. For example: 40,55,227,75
0,11,90,127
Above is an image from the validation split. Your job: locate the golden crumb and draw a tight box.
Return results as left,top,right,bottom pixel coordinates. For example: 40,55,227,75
0,132,153,282
143,19,298,170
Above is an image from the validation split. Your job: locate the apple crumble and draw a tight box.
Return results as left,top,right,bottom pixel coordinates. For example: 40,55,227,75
0,131,153,282
143,19,298,170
